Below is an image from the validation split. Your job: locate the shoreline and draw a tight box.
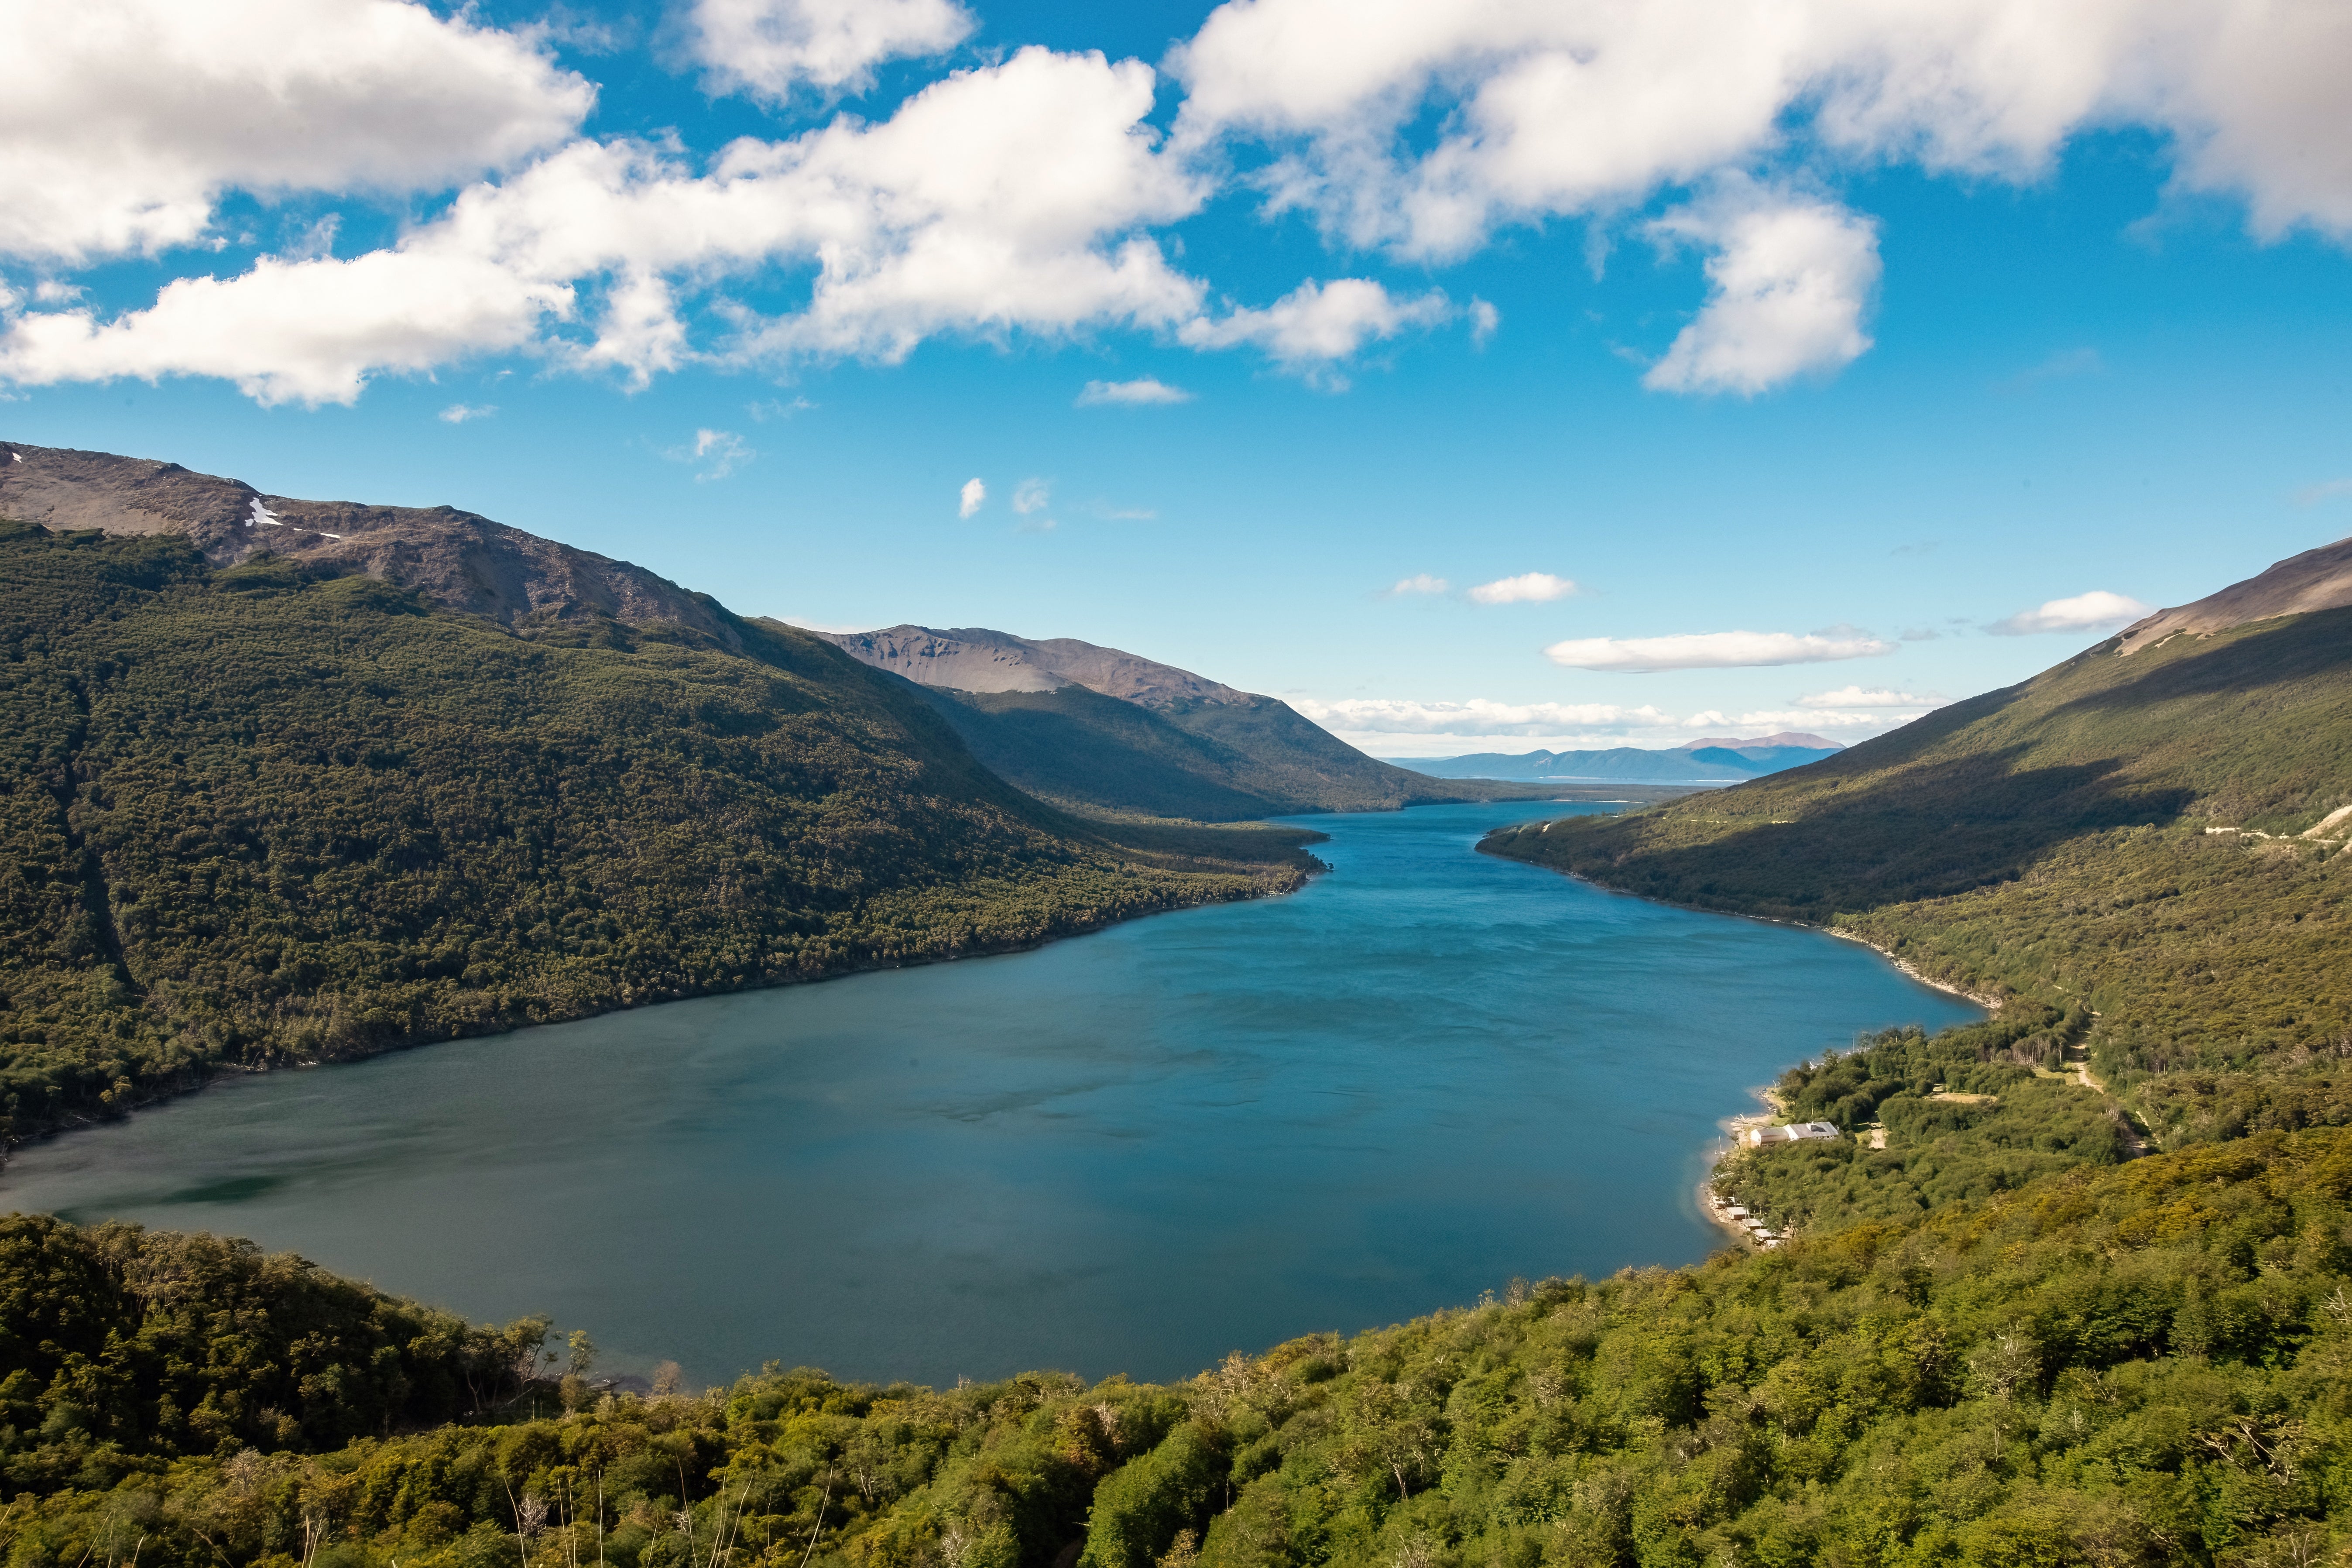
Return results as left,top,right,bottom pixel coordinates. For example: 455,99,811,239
1696,1088,1788,1252
1480,835,2006,1015
1821,928,2003,1009
1,860,1319,1177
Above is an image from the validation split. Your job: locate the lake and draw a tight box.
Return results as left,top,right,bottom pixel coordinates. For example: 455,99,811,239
0,801,1978,1388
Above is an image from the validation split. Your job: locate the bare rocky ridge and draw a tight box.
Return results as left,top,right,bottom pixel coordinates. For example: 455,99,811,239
813,623,1255,708
0,440,741,648
2116,534,2352,655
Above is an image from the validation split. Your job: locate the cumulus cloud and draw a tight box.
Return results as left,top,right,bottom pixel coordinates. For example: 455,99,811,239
1169,0,2352,391
0,248,573,405
438,402,496,422
1289,697,1678,736
13,0,2352,408
1172,0,2352,258
0,48,1212,403
1387,573,1448,595
1797,685,1941,708
1077,376,1193,405
958,477,986,517
1988,590,2154,635
1643,183,1880,395
1178,278,1450,375
1011,477,1051,515
687,0,973,101
1467,571,1575,604
1543,629,1896,671
0,0,591,262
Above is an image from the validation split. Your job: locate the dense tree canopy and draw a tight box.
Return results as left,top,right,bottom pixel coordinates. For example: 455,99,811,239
11,1126,2352,1567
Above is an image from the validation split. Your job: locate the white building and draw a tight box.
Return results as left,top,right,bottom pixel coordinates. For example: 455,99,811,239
1746,1121,1840,1146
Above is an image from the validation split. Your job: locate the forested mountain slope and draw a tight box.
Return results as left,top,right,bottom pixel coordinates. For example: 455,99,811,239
0,518,1308,1140
1489,542,2352,1149
13,1123,2352,1568
813,623,1534,818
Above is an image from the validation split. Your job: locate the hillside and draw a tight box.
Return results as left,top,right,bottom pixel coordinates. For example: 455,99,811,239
11,1123,2352,1567
1396,738,1841,784
814,623,1554,818
1488,541,2352,1149
0,453,1322,1138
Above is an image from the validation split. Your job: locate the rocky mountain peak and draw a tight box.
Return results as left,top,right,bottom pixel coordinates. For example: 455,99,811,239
0,440,740,648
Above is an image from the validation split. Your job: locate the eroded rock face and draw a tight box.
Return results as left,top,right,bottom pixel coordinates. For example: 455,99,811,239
2117,535,2352,654
815,623,1253,708
0,440,739,648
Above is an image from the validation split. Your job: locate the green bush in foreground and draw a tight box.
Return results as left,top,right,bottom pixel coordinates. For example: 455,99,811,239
14,1126,2352,1567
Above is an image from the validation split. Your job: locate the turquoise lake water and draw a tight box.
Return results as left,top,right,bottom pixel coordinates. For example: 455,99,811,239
0,801,1979,1387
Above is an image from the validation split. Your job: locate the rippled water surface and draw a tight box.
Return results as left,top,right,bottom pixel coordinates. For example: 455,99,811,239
2,802,1978,1385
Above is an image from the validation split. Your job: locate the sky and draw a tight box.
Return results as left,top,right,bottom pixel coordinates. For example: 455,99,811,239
1,0,2348,757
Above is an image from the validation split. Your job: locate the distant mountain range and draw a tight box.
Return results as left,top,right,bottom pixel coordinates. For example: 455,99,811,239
813,623,1549,820
1394,733,1844,783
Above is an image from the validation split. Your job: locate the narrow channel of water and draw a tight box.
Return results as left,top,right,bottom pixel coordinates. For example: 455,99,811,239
1,801,1978,1386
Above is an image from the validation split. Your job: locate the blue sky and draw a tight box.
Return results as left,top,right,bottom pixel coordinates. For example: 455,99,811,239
3,0,2347,755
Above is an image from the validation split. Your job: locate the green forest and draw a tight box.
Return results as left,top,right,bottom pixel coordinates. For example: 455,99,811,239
1486,606,2352,1149
12,1124,2352,1568
0,522,1317,1139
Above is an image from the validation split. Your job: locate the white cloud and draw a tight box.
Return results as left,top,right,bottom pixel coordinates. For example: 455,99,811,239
1173,0,2352,258
1724,708,1920,731
0,248,573,405
958,477,986,517
1543,629,1896,671
2294,477,2352,506
1169,0,2352,393
1468,297,1499,347
0,0,592,262
1643,182,1880,395
1467,571,1576,604
670,427,752,480
14,0,2352,409
687,0,973,101
0,48,1213,403
1012,477,1051,515
1797,685,1941,708
1077,377,1193,405
1988,589,2154,635
438,402,496,422
747,396,816,420
1290,696,1679,735
1387,573,1448,595
1178,277,1450,374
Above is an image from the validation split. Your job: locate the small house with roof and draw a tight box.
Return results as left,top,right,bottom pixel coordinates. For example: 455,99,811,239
1745,1121,1840,1146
